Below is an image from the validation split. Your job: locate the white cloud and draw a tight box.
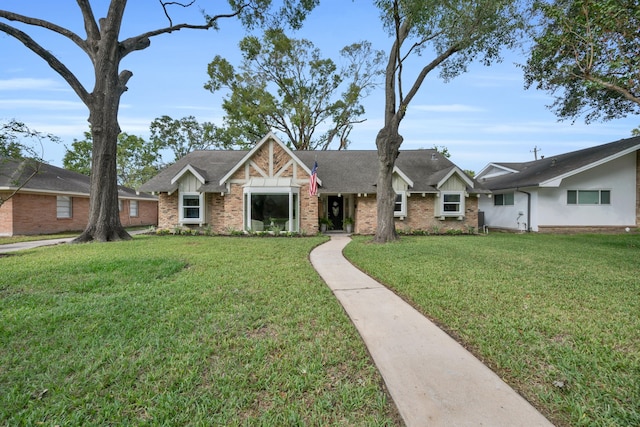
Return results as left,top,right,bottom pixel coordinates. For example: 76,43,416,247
411,104,486,113
0,78,67,91
0,99,85,110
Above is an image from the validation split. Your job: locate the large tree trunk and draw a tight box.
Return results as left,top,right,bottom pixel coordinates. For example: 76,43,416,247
373,125,403,243
73,19,131,244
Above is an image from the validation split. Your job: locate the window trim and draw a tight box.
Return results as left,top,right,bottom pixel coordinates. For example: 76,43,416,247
567,189,611,205
56,196,72,219
394,191,407,217
179,192,204,224
129,200,139,217
440,191,465,216
494,192,515,206
243,186,300,232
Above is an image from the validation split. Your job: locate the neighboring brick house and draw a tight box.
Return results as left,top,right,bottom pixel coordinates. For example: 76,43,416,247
0,158,158,236
477,136,640,233
140,132,489,234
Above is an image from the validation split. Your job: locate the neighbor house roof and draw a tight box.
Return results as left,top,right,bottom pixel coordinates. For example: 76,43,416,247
140,145,489,195
0,158,157,200
476,136,640,191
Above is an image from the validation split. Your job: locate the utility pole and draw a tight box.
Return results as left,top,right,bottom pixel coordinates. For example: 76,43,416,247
531,145,542,160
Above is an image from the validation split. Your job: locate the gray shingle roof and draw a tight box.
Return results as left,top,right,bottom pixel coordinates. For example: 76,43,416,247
0,158,156,200
140,149,489,194
477,136,640,191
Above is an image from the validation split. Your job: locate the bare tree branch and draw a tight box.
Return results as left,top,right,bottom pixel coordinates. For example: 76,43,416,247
76,0,100,47
0,21,91,105
0,9,89,54
120,4,249,57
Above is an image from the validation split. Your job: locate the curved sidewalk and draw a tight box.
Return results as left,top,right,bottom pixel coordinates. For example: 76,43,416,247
310,234,553,427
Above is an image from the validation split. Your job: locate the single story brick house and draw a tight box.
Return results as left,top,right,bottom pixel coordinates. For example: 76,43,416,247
476,136,640,232
140,132,490,234
0,158,158,236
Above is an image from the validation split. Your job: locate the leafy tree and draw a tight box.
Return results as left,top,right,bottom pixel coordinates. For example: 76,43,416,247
0,0,318,243
372,0,527,243
523,0,640,123
431,145,451,158
64,130,163,188
205,28,385,150
149,115,216,159
1,119,60,207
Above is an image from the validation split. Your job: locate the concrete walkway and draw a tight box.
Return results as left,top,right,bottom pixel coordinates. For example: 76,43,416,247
0,229,148,254
0,237,74,253
310,234,554,427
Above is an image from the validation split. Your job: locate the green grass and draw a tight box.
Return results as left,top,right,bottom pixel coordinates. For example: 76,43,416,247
0,235,399,426
344,233,640,427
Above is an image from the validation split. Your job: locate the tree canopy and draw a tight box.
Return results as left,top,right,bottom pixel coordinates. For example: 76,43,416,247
523,0,640,123
63,130,163,189
149,115,217,159
0,0,318,242
205,28,385,150
372,0,527,242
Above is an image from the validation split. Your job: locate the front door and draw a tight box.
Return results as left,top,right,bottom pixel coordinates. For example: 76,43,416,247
328,196,343,230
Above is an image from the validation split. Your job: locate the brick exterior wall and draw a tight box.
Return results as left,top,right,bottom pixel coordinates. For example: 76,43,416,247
354,193,480,235
158,192,178,229
0,192,14,236
0,192,157,236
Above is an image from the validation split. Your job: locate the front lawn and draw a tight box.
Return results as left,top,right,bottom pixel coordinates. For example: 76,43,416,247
0,235,399,426
344,233,640,427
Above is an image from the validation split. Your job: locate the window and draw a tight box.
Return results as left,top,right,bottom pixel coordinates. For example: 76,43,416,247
244,188,299,232
441,192,463,215
118,199,123,212
567,190,611,205
494,192,514,206
179,193,204,223
56,196,72,219
129,200,139,217
394,192,407,217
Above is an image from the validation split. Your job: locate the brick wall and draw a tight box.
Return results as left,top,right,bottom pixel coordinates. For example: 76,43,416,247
9,193,88,235
355,196,377,234
224,184,244,232
119,199,158,228
0,192,14,236
354,193,481,235
158,192,178,229
0,193,157,236
301,193,319,234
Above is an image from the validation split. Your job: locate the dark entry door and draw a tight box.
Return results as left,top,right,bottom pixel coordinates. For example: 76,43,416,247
328,196,343,230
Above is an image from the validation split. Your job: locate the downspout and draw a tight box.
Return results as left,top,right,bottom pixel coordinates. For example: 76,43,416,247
516,189,531,232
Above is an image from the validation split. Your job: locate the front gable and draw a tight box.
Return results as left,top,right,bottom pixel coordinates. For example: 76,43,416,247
437,167,474,191
220,132,320,187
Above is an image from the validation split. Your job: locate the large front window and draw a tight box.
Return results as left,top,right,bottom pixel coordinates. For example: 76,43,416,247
244,188,299,232
179,193,204,223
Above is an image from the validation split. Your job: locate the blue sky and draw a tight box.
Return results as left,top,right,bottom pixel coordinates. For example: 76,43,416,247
1,0,638,174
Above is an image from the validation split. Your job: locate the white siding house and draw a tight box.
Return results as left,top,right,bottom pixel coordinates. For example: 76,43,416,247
477,137,640,232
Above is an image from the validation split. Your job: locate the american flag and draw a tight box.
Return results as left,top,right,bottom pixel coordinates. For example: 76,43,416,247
309,161,318,196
